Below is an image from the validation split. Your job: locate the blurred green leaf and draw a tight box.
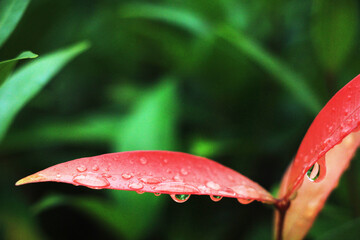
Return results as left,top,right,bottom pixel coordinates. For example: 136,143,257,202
311,0,358,72
0,41,90,141
0,51,38,85
119,3,211,37
2,114,118,151
0,0,30,48
114,79,178,151
316,217,360,240
217,26,322,114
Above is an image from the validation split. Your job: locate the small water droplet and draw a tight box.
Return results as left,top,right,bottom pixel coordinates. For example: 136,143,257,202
173,175,182,181
154,193,161,196
112,177,117,181
166,169,172,174
170,194,190,203
163,158,168,164
77,165,87,172
206,181,221,190
136,191,144,194
140,177,161,184
104,167,109,172
129,182,144,190
210,195,223,202
140,157,148,165
92,165,99,171
102,173,112,178
237,198,254,204
56,174,61,179
180,168,188,175
73,173,110,188
122,173,133,180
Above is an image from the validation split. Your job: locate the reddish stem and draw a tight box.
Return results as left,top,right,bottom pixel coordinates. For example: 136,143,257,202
275,199,291,240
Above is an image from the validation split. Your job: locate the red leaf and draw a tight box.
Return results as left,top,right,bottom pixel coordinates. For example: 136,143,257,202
279,74,360,199
277,74,360,239
16,151,275,203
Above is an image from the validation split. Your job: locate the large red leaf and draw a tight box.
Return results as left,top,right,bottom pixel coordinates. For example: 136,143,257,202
280,74,360,199
277,74,360,239
16,151,275,203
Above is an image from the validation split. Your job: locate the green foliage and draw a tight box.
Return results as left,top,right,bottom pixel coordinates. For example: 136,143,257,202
311,0,358,72
0,51,38,85
0,0,30,48
2,0,360,240
0,41,89,141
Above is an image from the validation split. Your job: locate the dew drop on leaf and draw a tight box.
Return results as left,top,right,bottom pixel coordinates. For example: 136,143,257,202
237,198,254,204
73,173,110,188
210,195,223,202
128,182,144,190
76,165,87,172
307,163,320,181
206,181,221,190
170,194,190,203
140,157,148,165
122,173,133,180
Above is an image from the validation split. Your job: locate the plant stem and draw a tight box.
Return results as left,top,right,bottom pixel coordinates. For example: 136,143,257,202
275,199,291,240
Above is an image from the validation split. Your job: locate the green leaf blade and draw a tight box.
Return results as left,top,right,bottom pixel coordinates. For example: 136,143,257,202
0,41,90,141
0,51,38,85
0,0,30,48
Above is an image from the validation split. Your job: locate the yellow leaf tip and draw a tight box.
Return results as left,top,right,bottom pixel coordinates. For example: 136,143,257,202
15,173,46,186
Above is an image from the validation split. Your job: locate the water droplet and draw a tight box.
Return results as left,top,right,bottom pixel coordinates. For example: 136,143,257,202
136,191,144,194
237,198,254,204
73,173,110,188
56,174,61,179
307,163,320,181
166,169,172,174
170,194,190,203
210,195,223,202
206,181,221,190
140,157,148,165
104,167,109,172
140,177,161,184
102,173,112,178
307,157,326,182
92,165,99,171
112,177,117,181
173,175,182,181
76,165,87,172
128,182,144,190
180,168,188,175
163,158,168,164
154,193,161,196
122,173,133,180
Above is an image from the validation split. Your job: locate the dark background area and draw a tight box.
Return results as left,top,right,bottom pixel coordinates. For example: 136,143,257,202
1,0,360,239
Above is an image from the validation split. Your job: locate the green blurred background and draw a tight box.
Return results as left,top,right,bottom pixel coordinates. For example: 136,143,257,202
1,0,360,239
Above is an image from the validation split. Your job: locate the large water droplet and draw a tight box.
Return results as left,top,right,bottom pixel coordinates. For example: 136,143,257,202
206,181,221,190
73,173,110,188
140,177,161,184
170,194,190,203
210,195,223,202
237,198,254,204
307,157,326,182
128,182,144,190
307,163,319,181
76,165,87,172
140,157,148,165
